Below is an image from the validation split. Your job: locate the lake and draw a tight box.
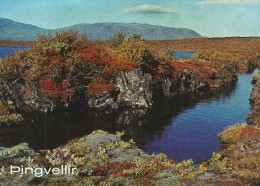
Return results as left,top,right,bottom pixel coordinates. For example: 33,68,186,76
0,47,257,163
0,46,29,58
174,51,195,59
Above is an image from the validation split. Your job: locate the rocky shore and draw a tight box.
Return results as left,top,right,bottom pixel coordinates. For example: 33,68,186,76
0,131,245,186
247,72,260,126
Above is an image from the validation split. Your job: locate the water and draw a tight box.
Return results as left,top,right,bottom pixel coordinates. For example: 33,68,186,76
0,46,29,58
174,52,195,59
0,48,257,163
144,70,258,163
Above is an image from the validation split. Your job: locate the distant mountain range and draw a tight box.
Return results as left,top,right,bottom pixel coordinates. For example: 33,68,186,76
0,18,202,41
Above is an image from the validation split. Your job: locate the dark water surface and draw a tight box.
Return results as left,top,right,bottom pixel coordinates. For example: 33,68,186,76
0,46,29,58
0,70,258,163
0,47,258,163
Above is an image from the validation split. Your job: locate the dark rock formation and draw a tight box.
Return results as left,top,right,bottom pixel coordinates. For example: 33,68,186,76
161,74,207,96
20,83,55,112
161,72,237,96
247,72,260,126
0,68,237,114
0,78,54,112
88,70,153,109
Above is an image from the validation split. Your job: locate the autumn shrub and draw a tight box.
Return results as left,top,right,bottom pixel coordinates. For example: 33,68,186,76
0,103,9,116
219,124,260,143
0,31,135,104
116,36,147,64
0,101,23,123
0,31,242,110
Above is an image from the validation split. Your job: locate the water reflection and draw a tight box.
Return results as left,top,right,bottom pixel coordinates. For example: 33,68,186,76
0,70,258,163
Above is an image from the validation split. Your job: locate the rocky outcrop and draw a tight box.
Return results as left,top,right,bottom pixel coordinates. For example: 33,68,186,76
161,74,207,96
88,70,153,109
0,68,237,114
161,72,237,96
116,70,153,108
0,78,54,112
0,143,35,161
247,72,260,126
20,83,55,112
218,124,260,183
0,130,244,186
216,72,260,185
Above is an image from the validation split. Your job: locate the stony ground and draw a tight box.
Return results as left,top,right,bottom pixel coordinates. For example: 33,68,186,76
0,131,245,186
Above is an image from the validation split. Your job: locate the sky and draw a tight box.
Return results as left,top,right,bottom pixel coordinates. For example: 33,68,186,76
0,0,259,37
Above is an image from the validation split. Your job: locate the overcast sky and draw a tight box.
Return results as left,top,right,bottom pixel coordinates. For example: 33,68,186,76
0,0,259,37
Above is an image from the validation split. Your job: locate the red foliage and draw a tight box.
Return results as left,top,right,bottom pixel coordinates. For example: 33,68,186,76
38,79,59,99
240,126,256,137
77,46,135,78
1,32,136,104
86,82,117,97
38,79,74,102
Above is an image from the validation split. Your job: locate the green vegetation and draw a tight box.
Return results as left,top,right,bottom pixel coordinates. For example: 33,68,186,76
1,129,258,185
0,101,22,125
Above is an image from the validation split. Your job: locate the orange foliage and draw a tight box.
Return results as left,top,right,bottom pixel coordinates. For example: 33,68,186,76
0,31,135,103
0,104,9,116
240,126,257,137
146,37,260,72
87,83,117,97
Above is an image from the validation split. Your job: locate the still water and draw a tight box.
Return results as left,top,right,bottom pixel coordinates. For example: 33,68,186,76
0,47,257,163
0,46,29,58
174,51,195,59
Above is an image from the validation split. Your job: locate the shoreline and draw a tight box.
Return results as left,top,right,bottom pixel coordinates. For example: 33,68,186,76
0,72,259,185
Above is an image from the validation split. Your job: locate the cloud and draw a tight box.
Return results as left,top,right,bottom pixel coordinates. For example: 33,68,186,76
197,0,260,4
123,5,177,14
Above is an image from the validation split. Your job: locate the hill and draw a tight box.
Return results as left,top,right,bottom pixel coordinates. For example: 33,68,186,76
54,22,202,40
0,18,50,41
0,18,201,41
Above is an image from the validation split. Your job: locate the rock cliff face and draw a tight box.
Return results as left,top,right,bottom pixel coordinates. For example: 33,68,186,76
0,79,54,112
161,72,236,96
87,70,153,109
0,69,237,113
161,74,207,96
247,72,260,126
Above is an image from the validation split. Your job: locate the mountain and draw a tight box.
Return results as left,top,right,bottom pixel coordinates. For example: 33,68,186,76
54,22,202,40
0,18,50,41
0,18,202,41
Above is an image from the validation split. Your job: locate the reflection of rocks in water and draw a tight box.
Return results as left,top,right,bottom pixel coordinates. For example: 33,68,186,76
115,110,146,127
0,79,238,151
118,81,238,147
